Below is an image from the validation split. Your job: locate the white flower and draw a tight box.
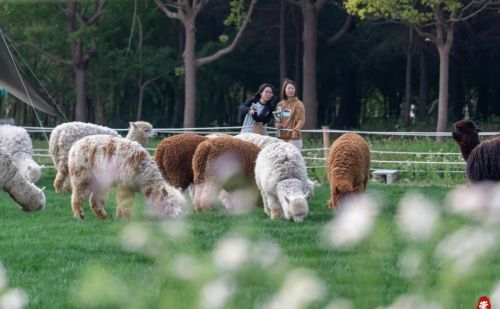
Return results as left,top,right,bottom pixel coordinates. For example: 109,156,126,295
161,220,188,240
213,236,250,271
396,193,440,241
251,240,282,268
263,269,326,309
490,281,500,306
447,184,488,220
0,288,28,309
386,294,442,309
324,298,354,309
120,223,149,252
435,227,496,275
399,249,423,278
200,276,236,309
323,195,379,248
171,255,202,280
0,263,6,291
219,189,258,215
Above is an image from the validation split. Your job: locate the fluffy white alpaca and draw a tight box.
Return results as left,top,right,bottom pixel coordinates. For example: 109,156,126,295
235,132,281,149
0,124,41,183
49,121,155,192
0,150,45,211
255,142,314,222
68,135,184,220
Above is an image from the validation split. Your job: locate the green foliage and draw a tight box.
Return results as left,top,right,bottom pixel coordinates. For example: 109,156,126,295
224,0,247,29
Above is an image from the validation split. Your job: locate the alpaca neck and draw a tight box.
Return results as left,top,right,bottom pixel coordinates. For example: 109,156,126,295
126,131,147,146
460,136,480,161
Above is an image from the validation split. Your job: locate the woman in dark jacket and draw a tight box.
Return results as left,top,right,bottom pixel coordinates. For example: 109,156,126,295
239,83,276,135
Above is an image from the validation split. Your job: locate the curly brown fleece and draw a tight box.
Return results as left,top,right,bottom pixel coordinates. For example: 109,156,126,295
327,133,370,208
192,136,260,211
154,134,208,189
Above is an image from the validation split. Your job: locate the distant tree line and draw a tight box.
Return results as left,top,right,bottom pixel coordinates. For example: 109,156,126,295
0,0,499,132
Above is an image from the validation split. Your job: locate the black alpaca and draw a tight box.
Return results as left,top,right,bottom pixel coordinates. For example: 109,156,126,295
452,120,500,182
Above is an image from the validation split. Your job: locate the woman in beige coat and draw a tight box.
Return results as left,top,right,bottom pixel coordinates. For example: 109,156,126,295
275,79,305,150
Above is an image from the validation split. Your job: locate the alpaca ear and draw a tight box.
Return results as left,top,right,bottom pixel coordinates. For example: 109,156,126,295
162,187,169,197
40,186,46,192
304,190,311,199
129,122,137,129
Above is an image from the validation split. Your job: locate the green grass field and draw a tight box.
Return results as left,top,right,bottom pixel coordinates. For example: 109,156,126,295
1,168,499,309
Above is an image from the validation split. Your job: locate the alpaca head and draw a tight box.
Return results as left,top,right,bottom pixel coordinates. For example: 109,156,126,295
13,155,41,183
145,183,185,219
330,180,355,208
8,184,45,212
284,194,309,222
127,121,156,146
452,120,481,144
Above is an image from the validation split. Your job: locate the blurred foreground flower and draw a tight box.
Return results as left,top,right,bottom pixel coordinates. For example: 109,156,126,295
396,193,440,241
200,276,236,309
447,183,500,225
263,269,326,309
435,227,496,275
120,223,150,252
213,236,250,271
324,298,354,309
0,263,5,291
0,289,28,309
322,195,379,248
399,249,423,278
251,240,282,268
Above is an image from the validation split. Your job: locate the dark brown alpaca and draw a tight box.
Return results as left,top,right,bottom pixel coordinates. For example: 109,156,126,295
452,120,500,182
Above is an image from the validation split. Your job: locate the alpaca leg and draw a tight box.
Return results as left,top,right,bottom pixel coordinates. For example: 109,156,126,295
71,187,88,220
90,190,108,220
199,182,219,211
193,183,204,212
260,189,270,216
54,168,67,193
63,177,72,192
115,185,135,219
267,195,283,220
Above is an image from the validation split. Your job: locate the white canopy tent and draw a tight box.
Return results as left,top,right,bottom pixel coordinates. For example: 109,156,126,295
0,29,59,116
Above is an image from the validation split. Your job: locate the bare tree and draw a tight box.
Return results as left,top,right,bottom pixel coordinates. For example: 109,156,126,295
155,0,256,128
288,0,353,129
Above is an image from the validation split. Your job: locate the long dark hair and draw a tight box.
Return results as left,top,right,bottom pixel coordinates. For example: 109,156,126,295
280,79,297,101
253,83,275,102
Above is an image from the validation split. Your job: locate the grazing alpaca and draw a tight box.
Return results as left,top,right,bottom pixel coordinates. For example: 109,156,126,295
68,135,185,220
192,136,260,212
49,121,155,193
154,134,208,189
452,120,500,182
0,150,45,212
0,124,42,183
234,133,281,149
255,141,314,222
327,133,370,208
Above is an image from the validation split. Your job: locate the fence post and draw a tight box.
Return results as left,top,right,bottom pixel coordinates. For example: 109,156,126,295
322,126,330,160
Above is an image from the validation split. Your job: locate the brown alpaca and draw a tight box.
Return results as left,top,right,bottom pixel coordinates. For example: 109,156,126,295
452,120,500,182
192,136,260,211
154,134,208,189
327,133,370,208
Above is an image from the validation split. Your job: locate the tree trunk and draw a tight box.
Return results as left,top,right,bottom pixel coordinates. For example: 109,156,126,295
279,0,287,82
337,67,358,128
74,65,87,121
301,2,318,129
418,44,428,121
436,44,451,141
183,19,197,128
136,84,145,121
403,28,413,127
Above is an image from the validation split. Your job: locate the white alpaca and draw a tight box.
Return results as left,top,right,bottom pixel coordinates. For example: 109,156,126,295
0,124,41,183
68,135,184,220
255,142,314,222
49,121,155,192
0,150,45,211
235,132,281,149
